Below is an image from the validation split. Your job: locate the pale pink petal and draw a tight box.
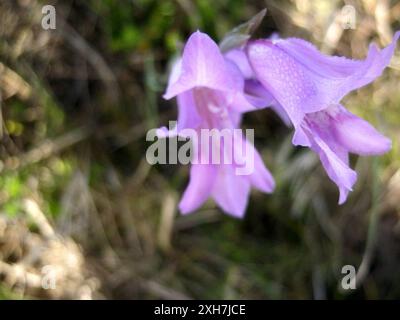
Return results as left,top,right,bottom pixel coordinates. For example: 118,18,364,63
247,40,314,127
225,48,254,79
179,163,217,214
248,144,275,193
247,32,400,126
310,132,357,204
176,91,203,131
333,105,391,155
211,166,251,218
292,127,311,147
164,31,235,99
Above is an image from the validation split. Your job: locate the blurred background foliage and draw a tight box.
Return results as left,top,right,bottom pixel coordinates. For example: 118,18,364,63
0,0,399,299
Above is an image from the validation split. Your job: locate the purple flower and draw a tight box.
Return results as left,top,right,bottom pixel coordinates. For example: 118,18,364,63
225,47,291,125
161,31,275,217
297,104,390,204
246,32,399,203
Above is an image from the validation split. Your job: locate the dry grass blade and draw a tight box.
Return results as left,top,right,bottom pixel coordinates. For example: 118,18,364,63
157,192,177,253
2,127,91,172
23,198,55,239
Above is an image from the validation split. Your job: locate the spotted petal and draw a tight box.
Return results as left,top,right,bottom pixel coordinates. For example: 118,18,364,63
247,32,400,126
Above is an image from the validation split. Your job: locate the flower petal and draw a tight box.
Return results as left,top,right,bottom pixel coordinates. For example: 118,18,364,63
156,91,202,139
226,49,286,116
176,90,203,131
276,31,400,100
225,48,254,79
179,163,217,214
274,38,363,78
228,91,257,113
229,132,275,192
247,32,400,126
248,143,275,193
247,39,315,126
333,105,391,155
224,59,257,113
292,126,311,147
244,80,275,107
211,166,251,218
308,130,357,204
164,31,235,99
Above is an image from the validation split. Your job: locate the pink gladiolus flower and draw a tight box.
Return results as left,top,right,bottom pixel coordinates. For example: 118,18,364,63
160,31,275,217
246,32,399,203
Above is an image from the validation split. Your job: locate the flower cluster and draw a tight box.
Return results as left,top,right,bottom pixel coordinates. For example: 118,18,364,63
159,25,399,217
